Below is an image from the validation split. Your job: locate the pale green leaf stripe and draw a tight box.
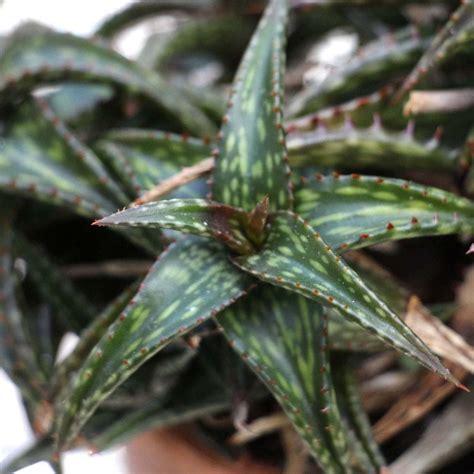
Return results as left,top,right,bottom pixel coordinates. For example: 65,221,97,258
295,174,474,251
212,0,292,212
54,237,254,450
218,286,351,473
234,211,457,385
95,198,254,254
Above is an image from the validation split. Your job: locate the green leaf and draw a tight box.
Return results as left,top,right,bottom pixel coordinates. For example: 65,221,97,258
0,101,117,217
94,198,256,254
218,285,351,473
13,233,95,333
233,211,456,384
98,129,210,199
398,1,474,97
0,28,215,136
91,338,253,451
332,357,385,472
287,121,457,172
95,0,215,39
54,237,254,450
153,15,253,72
288,27,427,117
42,83,114,123
212,0,292,212
295,174,474,251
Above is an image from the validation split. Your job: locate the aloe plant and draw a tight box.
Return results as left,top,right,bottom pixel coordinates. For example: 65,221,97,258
1,1,473,473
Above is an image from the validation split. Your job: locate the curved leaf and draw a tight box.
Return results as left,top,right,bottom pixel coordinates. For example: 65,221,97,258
398,1,474,98
288,121,457,171
54,237,254,450
0,101,116,217
295,174,474,251
153,15,253,72
212,0,292,211
94,198,256,254
0,28,215,136
95,0,215,39
288,27,427,117
218,286,351,473
233,211,456,384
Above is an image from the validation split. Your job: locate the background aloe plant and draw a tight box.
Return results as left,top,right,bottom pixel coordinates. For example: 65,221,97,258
1,0,473,473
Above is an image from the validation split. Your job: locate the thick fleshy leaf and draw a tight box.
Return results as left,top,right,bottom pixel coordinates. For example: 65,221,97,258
288,121,457,172
94,199,256,254
288,27,427,117
14,234,95,333
91,338,257,451
218,285,351,473
54,237,254,450
295,174,474,251
98,129,210,199
233,211,456,384
0,101,116,217
398,1,474,98
0,28,215,136
332,358,385,472
212,0,292,212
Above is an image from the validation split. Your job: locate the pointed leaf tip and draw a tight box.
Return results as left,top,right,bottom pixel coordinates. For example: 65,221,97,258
467,244,474,255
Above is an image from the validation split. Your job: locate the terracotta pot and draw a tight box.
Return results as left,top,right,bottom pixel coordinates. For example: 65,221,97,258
126,425,279,474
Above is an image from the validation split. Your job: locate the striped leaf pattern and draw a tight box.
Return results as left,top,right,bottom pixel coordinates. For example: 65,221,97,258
0,28,215,136
233,211,456,383
95,199,255,254
218,285,351,473
54,237,254,450
295,174,474,251
332,358,385,472
212,0,292,212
